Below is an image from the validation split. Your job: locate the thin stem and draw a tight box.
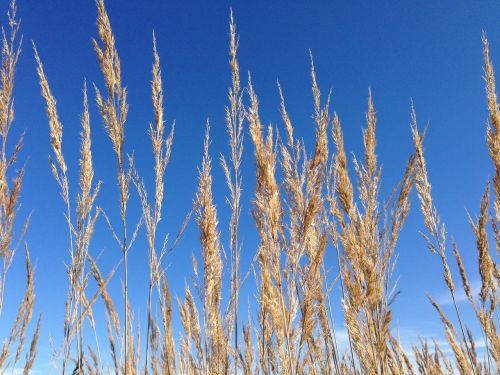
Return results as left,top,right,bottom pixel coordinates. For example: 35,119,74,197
120,164,128,374
144,270,153,374
451,293,477,375
123,223,128,374
63,178,75,375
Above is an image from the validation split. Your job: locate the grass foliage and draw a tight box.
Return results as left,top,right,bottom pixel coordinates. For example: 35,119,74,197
0,0,498,373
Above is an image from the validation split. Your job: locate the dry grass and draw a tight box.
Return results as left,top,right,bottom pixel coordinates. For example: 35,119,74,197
0,1,40,374
0,0,496,373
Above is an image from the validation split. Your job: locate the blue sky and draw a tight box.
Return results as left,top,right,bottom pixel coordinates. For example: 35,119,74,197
1,0,499,371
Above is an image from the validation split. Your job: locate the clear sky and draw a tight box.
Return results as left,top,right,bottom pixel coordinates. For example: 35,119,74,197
1,0,499,371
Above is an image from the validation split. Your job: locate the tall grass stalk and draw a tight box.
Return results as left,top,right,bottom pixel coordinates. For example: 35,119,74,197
92,0,133,372
220,11,245,374
0,2,39,374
